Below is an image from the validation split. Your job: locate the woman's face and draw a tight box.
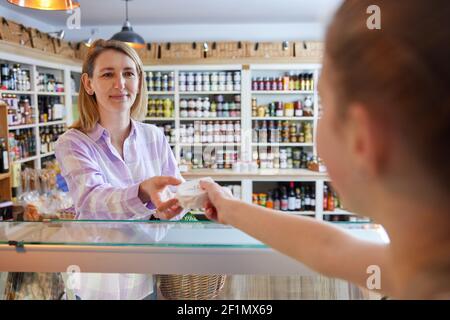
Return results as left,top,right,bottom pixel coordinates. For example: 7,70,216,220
83,49,140,117
317,57,366,213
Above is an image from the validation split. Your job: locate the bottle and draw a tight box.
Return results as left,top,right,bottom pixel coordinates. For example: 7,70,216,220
295,187,301,211
294,101,303,117
266,191,274,209
0,138,9,173
280,187,288,212
310,188,316,211
327,190,335,211
323,184,328,211
288,182,296,211
273,189,281,210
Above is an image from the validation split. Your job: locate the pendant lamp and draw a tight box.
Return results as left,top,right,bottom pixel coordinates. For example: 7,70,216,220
7,0,80,11
110,0,145,49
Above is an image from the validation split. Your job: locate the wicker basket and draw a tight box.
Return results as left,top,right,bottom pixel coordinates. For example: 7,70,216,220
158,274,226,300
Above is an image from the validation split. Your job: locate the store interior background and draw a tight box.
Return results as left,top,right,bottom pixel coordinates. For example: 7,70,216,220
0,0,383,300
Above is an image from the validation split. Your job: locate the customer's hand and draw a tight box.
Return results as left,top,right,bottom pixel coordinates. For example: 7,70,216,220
139,176,183,220
199,180,235,224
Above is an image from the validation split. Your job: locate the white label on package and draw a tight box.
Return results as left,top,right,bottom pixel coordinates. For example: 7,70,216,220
176,177,214,209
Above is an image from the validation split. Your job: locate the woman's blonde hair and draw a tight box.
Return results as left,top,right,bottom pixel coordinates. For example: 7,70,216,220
71,39,147,132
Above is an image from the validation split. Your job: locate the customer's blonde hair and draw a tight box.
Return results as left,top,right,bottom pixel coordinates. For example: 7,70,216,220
71,39,147,132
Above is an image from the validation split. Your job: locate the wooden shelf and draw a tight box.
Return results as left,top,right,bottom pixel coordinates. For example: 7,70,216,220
0,173,10,181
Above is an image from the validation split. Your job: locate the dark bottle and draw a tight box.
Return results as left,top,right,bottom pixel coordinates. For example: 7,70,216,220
310,187,316,211
273,189,281,211
280,186,288,212
304,186,311,211
295,187,301,211
288,182,296,211
0,138,9,173
300,186,306,211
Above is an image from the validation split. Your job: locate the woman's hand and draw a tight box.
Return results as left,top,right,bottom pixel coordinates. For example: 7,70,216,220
199,180,235,224
139,176,183,220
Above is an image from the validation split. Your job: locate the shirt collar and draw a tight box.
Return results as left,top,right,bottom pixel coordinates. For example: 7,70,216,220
87,122,108,142
87,120,137,142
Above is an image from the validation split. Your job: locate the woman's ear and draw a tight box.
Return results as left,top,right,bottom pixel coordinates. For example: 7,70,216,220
347,104,389,178
81,73,94,95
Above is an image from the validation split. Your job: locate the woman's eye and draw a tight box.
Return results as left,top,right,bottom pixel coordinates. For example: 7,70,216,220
124,71,135,78
102,73,113,78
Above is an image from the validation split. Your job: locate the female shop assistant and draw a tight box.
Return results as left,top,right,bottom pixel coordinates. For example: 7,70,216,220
55,39,185,300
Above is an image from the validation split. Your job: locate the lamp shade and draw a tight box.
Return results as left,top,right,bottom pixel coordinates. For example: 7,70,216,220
110,21,145,49
7,0,80,11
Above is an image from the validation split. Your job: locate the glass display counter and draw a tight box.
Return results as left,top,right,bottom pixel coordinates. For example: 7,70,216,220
0,220,388,275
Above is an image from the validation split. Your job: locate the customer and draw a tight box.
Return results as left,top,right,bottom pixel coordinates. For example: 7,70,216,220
200,0,450,299
55,39,186,299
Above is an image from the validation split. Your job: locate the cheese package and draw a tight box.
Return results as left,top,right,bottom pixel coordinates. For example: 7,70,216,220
175,177,214,209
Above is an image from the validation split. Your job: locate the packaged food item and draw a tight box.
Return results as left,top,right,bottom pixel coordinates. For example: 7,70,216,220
175,177,214,209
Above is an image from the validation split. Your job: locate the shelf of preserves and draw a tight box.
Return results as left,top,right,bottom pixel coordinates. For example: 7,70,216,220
179,117,241,121
13,155,38,164
252,143,314,147
0,90,35,95
38,120,66,127
36,92,65,96
251,91,315,95
252,117,314,121
179,91,240,95
181,169,328,181
8,123,37,130
179,143,240,147
40,151,55,158
144,117,175,121
147,91,174,95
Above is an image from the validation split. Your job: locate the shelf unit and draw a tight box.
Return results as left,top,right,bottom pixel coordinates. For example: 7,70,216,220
0,52,362,221
1,52,81,173
0,101,12,202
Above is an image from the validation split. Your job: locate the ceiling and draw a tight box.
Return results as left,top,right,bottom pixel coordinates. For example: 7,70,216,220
0,0,343,42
